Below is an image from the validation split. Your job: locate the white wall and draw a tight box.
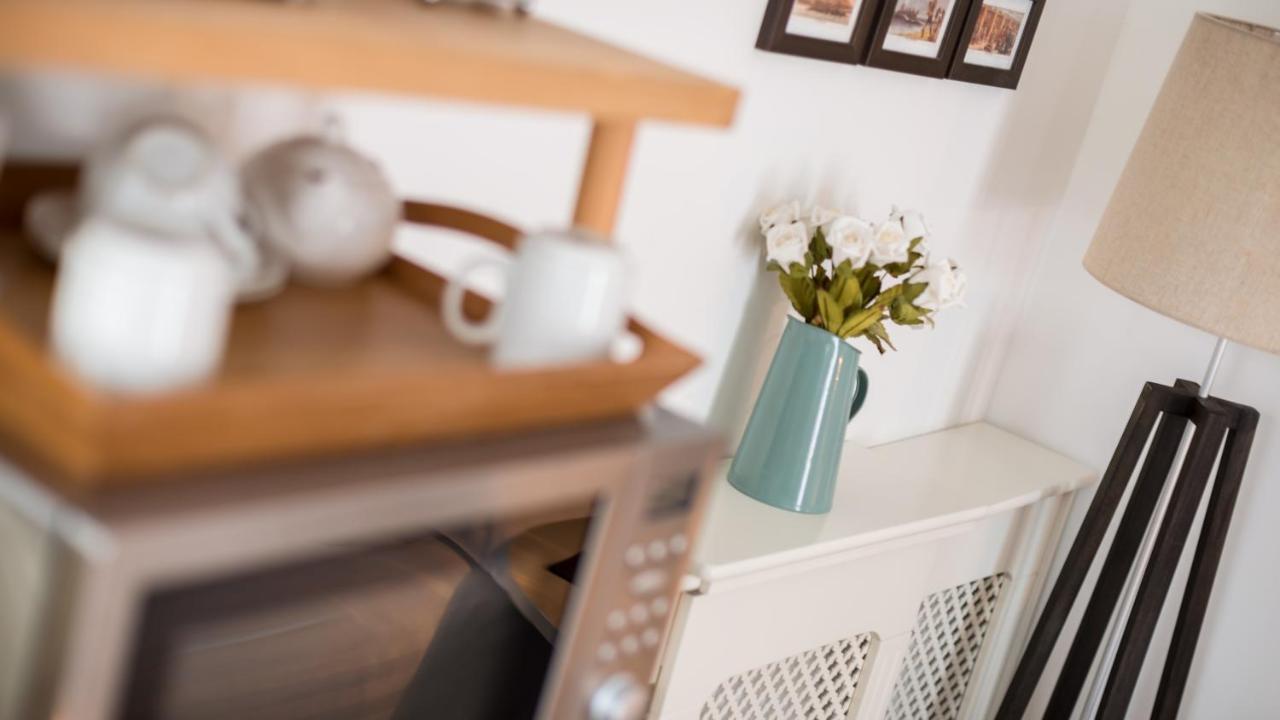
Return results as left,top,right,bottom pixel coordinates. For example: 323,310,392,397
330,0,1135,446
988,0,1280,716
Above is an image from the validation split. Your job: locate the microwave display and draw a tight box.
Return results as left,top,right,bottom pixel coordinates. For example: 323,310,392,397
120,502,597,720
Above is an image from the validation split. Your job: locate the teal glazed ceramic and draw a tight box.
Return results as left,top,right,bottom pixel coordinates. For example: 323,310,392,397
728,316,869,514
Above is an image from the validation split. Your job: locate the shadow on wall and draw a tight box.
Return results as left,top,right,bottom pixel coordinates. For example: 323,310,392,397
939,0,1137,427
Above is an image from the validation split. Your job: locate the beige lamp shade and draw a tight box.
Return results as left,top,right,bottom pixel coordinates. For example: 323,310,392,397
1084,14,1280,355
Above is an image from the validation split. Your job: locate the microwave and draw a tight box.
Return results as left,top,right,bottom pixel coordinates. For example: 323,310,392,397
1,411,718,720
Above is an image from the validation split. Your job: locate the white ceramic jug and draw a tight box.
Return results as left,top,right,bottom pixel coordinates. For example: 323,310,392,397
51,217,236,393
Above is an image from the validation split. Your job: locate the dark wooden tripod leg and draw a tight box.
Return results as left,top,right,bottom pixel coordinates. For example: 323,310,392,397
1152,404,1259,720
1044,410,1191,716
1096,408,1230,720
996,384,1166,720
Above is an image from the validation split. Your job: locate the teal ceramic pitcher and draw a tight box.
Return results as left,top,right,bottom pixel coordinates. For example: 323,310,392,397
728,316,869,514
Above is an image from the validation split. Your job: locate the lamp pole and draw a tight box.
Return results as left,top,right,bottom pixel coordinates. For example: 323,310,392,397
1080,336,1229,718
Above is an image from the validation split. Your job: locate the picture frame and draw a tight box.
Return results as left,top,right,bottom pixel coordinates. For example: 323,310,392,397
864,0,975,78
948,0,1047,89
756,0,881,65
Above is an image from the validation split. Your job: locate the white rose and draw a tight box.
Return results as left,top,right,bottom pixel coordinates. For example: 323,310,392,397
826,216,875,269
759,200,801,233
869,217,910,266
897,208,931,242
915,257,967,311
765,221,809,270
808,205,840,228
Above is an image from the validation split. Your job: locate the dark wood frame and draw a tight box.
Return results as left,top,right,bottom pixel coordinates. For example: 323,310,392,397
948,0,1047,89
756,0,881,65
995,379,1259,720
865,0,975,78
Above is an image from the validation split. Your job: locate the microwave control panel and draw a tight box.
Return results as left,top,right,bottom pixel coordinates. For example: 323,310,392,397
575,455,714,720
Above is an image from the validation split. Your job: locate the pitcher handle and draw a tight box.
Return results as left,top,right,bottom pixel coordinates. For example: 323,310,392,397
849,367,870,422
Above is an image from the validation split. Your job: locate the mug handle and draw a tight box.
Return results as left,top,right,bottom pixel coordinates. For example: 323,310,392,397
206,213,267,296
848,367,870,422
442,256,508,346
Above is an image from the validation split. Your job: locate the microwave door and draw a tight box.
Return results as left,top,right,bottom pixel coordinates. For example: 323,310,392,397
121,507,597,720
391,533,556,720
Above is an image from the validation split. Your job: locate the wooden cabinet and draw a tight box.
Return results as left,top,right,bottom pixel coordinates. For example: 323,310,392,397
650,423,1096,720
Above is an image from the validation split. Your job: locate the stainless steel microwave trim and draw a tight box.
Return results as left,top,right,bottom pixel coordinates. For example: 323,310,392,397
15,409,718,720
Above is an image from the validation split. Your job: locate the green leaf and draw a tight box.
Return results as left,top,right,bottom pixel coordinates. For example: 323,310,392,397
860,274,881,307
865,322,896,351
902,281,928,304
788,262,808,279
818,289,844,332
890,296,925,326
882,260,911,277
837,271,862,309
830,274,847,305
908,237,924,253
876,283,906,306
864,332,886,354
810,227,832,264
765,260,783,274
860,320,901,353
837,307,881,339
779,273,817,321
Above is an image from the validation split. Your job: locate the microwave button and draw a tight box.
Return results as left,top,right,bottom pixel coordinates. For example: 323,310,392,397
668,533,689,555
619,634,640,655
650,596,670,617
597,642,619,663
589,673,648,720
641,627,661,648
625,544,647,567
628,602,650,625
607,610,627,632
647,540,668,562
629,568,669,596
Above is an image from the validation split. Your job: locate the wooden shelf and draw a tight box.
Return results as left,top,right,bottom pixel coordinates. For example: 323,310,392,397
0,164,701,488
0,0,738,127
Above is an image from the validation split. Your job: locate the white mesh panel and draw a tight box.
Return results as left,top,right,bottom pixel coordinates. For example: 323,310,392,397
700,633,876,720
886,574,1010,720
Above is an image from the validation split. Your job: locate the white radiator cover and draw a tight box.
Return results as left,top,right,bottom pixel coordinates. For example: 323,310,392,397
886,574,1011,720
701,633,877,720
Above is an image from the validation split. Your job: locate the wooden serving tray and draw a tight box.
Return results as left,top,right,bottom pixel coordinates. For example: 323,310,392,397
0,164,699,489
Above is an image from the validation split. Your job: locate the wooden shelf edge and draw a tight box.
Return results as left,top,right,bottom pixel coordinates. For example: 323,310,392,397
0,0,739,128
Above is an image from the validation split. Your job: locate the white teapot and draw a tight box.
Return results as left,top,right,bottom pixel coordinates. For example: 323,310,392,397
242,135,399,286
27,116,285,300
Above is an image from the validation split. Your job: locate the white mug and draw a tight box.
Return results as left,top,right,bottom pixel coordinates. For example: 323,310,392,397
442,231,628,369
50,217,235,393
81,116,282,300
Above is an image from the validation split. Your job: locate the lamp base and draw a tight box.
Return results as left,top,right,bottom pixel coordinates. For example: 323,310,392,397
996,379,1259,719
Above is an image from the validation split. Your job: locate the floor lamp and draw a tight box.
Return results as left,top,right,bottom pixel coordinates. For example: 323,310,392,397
997,13,1279,720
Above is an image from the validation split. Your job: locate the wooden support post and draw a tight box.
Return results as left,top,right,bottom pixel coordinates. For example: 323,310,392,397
573,119,636,238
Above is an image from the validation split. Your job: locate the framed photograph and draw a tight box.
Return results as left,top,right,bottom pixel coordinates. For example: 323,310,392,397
949,0,1046,88
756,0,880,65
865,0,973,78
